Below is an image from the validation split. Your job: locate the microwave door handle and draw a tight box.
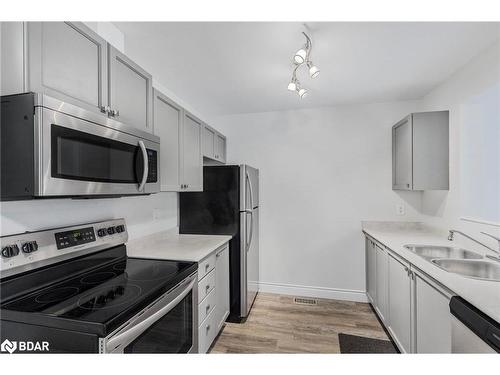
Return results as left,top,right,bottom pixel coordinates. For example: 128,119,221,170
138,140,149,192
105,277,195,352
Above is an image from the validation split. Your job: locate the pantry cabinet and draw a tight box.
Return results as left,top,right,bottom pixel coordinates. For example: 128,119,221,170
153,90,203,192
387,253,412,353
108,45,153,132
392,111,449,191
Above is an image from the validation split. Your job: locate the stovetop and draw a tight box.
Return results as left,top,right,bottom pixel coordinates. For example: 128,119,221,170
0,246,197,336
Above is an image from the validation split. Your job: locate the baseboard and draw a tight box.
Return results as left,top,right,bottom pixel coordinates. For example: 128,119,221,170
258,281,368,303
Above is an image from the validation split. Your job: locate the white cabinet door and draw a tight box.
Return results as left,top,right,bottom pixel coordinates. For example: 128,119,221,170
215,244,230,331
387,253,412,353
27,22,108,115
365,237,377,304
392,115,412,190
215,133,226,163
415,273,452,353
182,112,203,191
108,45,153,132
375,244,388,323
202,124,216,159
153,89,182,191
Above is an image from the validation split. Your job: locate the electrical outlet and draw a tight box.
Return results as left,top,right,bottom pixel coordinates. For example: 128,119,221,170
397,203,405,216
153,208,161,220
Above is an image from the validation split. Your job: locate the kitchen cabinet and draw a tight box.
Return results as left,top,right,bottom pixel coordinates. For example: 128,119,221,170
153,90,203,192
375,243,389,323
414,269,452,353
182,112,203,191
4,22,154,132
197,242,230,353
392,111,449,190
387,253,412,353
26,22,108,115
202,123,227,163
108,45,153,132
215,244,230,331
365,238,377,304
153,89,182,191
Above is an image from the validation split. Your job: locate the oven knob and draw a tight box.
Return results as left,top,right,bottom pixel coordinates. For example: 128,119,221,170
115,225,125,233
107,290,116,300
96,295,107,306
116,286,125,295
22,241,38,253
107,227,116,235
97,228,107,237
1,245,20,258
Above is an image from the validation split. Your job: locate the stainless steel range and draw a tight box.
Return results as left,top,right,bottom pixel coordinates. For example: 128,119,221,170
0,219,198,353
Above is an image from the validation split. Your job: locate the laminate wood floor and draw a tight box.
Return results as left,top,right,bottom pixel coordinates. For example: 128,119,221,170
210,293,390,353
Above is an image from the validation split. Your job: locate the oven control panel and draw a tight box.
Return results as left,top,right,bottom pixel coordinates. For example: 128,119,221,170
55,226,96,250
1,219,128,278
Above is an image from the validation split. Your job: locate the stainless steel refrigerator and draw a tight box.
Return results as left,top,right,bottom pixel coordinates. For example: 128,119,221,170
179,165,259,322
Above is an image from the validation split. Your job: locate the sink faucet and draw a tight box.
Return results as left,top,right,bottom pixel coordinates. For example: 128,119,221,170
448,230,500,261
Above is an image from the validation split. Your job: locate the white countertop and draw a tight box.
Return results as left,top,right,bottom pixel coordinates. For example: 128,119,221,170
127,230,232,263
362,222,500,323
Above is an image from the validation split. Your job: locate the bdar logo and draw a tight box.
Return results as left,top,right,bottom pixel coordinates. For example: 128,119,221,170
1,339,17,354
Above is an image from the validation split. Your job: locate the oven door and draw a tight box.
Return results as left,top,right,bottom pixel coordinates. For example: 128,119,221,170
101,273,198,354
35,106,160,197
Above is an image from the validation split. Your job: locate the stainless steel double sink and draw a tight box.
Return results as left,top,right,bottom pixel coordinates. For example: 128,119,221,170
403,245,500,282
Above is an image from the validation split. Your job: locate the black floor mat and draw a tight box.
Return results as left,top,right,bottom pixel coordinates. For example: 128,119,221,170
338,333,398,354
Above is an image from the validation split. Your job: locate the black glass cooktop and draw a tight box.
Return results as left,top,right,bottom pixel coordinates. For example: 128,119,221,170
0,246,196,335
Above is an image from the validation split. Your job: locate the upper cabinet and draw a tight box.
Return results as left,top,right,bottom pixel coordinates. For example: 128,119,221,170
108,45,153,132
5,22,153,133
392,111,449,191
202,123,227,163
153,89,203,192
26,22,108,114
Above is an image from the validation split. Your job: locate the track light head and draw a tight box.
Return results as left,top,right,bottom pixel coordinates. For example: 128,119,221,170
298,87,309,99
294,48,307,64
287,81,297,91
308,62,320,78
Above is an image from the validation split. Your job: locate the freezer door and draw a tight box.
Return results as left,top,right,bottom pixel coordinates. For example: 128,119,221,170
240,165,259,211
240,207,259,317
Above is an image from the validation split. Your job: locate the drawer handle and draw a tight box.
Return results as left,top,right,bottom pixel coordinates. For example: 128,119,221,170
206,304,211,311
206,284,210,291
205,263,210,270
206,324,211,332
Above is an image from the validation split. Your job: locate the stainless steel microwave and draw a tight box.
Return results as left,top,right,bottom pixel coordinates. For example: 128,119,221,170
1,93,160,200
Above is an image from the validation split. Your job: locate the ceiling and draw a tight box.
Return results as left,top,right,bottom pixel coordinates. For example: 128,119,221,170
115,22,500,117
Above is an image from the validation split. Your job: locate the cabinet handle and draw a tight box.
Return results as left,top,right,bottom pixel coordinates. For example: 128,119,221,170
206,304,211,311
407,183,410,188
205,263,210,270
206,324,211,332
206,284,210,291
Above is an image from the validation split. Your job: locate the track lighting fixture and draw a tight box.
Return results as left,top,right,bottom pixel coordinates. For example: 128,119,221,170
287,32,320,98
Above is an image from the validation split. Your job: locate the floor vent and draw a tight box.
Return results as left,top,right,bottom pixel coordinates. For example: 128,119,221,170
293,297,318,306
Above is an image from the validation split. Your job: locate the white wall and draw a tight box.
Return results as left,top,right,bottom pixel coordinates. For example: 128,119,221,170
417,39,500,242
215,101,423,301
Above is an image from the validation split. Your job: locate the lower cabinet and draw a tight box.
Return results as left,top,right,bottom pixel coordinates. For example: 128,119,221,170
387,253,412,353
197,243,230,353
414,270,452,353
375,244,389,323
364,234,453,353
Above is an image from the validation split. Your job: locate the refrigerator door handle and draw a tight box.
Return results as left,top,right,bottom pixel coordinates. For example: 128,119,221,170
246,209,253,252
246,170,254,210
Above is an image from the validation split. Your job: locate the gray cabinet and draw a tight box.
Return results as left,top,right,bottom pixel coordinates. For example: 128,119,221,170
1,22,25,95
414,270,452,353
375,243,389,323
392,111,449,191
215,244,230,331
26,22,108,114
387,253,412,353
108,45,153,132
153,89,182,191
182,112,203,191
202,123,227,163
365,238,377,304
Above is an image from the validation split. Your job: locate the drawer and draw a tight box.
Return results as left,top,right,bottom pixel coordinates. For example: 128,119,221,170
198,268,215,301
198,253,216,280
198,287,216,325
198,306,218,354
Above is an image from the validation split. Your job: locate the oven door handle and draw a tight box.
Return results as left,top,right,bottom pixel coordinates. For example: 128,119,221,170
105,277,195,352
138,140,149,192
